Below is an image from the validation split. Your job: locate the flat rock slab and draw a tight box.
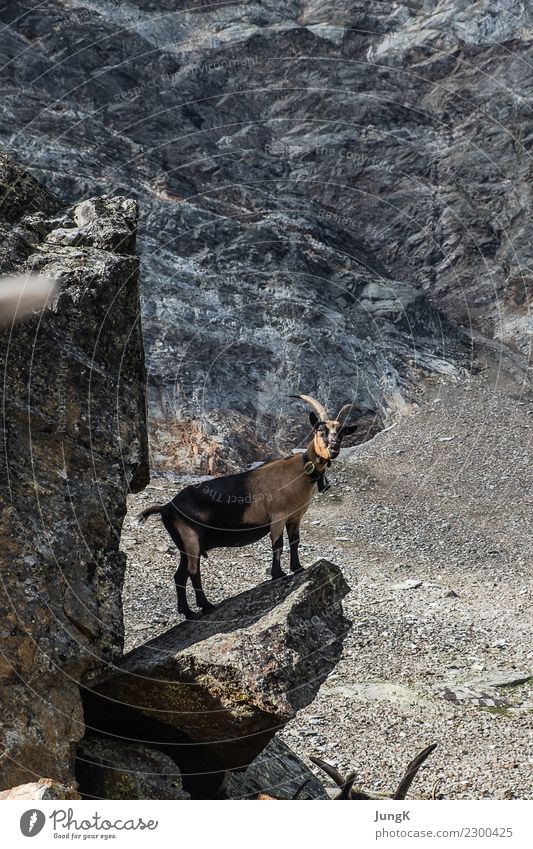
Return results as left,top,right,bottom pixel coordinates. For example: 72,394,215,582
434,686,509,708
393,579,423,591
92,560,350,771
223,737,328,799
475,670,533,689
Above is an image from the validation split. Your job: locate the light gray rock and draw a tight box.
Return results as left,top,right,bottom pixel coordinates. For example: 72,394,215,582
475,670,533,689
393,579,423,591
92,560,350,772
0,780,80,800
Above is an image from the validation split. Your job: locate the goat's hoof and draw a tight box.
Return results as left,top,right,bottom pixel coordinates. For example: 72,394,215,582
200,602,216,614
290,565,304,574
271,571,287,580
180,609,198,620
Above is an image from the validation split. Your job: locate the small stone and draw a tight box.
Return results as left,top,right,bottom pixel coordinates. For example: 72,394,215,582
480,670,532,689
393,579,422,591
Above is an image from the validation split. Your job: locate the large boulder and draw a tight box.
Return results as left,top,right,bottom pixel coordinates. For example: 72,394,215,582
76,736,189,800
88,560,350,775
0,152,149,789
223,737,329,800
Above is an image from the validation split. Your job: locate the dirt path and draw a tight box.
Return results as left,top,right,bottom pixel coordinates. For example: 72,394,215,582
121,359,533,799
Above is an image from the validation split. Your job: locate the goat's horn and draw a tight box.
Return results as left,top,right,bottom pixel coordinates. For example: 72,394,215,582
336,771,356,800
393,743,438,800
290,394,328,422
335,403,358,425
310,756,346,788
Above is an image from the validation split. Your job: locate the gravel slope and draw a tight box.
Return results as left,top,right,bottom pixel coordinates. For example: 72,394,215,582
121,359,532,799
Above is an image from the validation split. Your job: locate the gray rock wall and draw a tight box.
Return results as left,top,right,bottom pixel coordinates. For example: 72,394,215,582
0,153,149,789
3,1,521,472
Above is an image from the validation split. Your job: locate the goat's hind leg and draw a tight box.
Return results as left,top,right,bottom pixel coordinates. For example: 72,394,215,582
190,561,215,614
174,553,194,619
162,514,195,619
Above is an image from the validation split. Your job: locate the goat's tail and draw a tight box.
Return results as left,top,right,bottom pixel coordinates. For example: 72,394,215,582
136,503,165,525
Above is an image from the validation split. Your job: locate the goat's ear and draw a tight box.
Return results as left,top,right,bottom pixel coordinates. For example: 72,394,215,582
342,423,358,436
309,411,320,429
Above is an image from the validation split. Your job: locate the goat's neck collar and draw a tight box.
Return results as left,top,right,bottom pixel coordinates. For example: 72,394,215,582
303,442,330,476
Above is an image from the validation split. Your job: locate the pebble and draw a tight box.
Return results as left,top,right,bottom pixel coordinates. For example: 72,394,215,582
393,579,423,591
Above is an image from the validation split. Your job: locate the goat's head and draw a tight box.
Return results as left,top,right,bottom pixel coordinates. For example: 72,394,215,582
291,394,361,461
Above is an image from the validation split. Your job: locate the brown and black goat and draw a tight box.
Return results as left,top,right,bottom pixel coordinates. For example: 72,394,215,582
137,395,360,619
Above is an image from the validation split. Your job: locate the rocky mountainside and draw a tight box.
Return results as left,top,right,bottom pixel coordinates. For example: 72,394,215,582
5,1,530,471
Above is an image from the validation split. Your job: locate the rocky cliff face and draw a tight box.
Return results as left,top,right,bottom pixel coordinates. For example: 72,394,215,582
5,0,526,472
0,153,149,789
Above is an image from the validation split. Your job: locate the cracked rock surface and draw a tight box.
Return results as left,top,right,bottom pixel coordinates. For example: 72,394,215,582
7,1,526,471
0,152,149,790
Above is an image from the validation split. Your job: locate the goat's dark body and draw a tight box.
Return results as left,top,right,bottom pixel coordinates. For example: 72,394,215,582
164,504,270,551
164,469,275,549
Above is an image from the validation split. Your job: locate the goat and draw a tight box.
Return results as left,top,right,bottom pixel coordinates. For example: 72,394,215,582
137,394,360,619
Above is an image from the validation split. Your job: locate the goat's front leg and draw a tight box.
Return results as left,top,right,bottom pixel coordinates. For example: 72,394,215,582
286,520,303,573
270,520,286,580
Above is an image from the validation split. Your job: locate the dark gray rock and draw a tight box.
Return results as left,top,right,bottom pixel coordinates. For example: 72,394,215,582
223,737,328,799
92,560,350,771
3,1,516,473
0,152,149,789
76,736,189,800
